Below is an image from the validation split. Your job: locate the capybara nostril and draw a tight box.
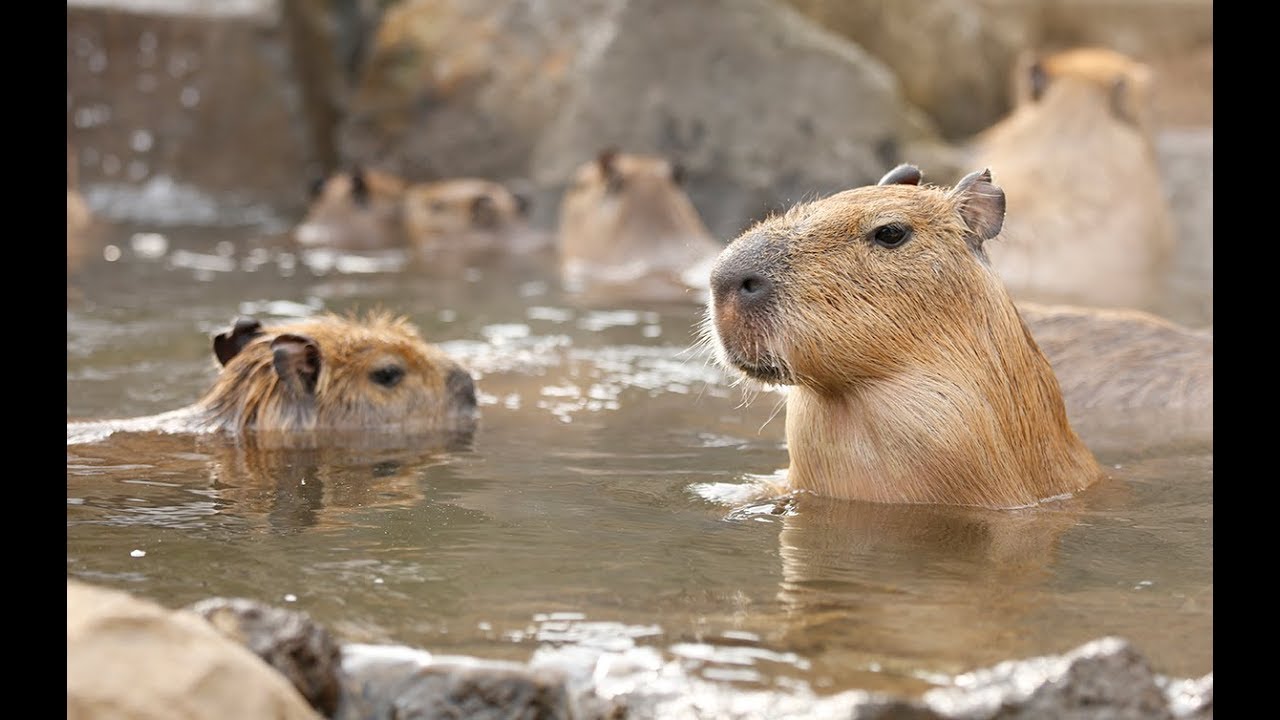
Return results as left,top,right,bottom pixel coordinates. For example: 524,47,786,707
447,367,477,408
738,273,771,303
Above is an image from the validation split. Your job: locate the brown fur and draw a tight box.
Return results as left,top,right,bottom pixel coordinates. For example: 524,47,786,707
556,150,723,303
68,312,478,443
972,47,1176,312
293,168,408,251
402,178,544,257
704,165,1103,509
67,145,91,276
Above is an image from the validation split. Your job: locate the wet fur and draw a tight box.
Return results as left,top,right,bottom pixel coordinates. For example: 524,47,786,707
703,170,1103,509
68,312,478,443
972,47,1176,312
557,151,724,303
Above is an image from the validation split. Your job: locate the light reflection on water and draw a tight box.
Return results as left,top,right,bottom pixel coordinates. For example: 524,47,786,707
67,222,1211,699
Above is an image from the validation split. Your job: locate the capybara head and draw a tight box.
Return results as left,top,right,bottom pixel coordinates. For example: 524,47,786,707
294,167,408,250
401,178,531,254
707,163,1010,389
1013,47,1155,134
705,165,1101,508
198,312,478,435
557,149,721,297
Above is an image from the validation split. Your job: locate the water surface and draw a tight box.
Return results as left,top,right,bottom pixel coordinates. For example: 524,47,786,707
67,222,1212,700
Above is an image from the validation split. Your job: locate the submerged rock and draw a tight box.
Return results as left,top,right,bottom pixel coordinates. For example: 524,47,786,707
187,596,346,717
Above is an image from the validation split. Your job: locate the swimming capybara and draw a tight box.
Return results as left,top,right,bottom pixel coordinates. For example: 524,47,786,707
705,163,1104,508
67,312,479,443
556,149,724,304
970,47,1176,313
401,178,546,258
293,167,408,251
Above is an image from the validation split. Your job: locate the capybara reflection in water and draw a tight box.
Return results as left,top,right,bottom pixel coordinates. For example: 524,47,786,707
705,163,1104,509
67,312,479,444
402,178,548,259
557,149,724,304
970,47,1176,313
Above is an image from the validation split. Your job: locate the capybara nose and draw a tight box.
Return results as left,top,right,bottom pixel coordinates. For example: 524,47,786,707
447,367,477,408
711,261,774,311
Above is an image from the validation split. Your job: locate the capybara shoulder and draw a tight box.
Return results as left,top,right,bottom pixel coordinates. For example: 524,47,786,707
293,167,408,250
706,164,1102,508
973,46,1175,312
557,149,723,303
198,311,477,435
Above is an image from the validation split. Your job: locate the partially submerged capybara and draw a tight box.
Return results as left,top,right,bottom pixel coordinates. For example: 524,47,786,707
557,149,724,303
293,167,408,251
67,312,479,443
68,145,92,275
970,47,1176,312
401,178,545,257
705,163,1104,508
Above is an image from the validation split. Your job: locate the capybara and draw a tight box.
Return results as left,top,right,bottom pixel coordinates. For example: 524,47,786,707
68,144,92,275
556,149,724,304
293,167,408,251
67,312,478,443
970,47,1176,313
705,163,1104,508
401,178,546,257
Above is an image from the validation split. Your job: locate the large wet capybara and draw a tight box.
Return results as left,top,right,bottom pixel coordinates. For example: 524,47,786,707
67,312,479,444
970,47,1176,313
401,178,548,258
293,167,408,251
705,163,1105,508
556,149,724,304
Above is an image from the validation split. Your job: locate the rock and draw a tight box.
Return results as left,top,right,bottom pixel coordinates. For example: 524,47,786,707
338,0,611,187
922,636,1178,719
531,0,922,239
1155,127,1213,327
67,0,344,224
337,643,578,720
187,596,346,717
67,580,321,720
782,0,1025,139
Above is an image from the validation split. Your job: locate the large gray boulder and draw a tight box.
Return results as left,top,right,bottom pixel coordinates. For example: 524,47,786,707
530,0,929,239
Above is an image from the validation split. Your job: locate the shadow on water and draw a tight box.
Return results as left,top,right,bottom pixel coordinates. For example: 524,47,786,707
67,221,1211,698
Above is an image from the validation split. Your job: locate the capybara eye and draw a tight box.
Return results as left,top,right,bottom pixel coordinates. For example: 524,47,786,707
871,223,911,248
369,365,405,388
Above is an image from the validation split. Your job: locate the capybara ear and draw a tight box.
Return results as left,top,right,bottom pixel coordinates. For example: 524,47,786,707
597,148,624,193
350,167,370,208
949,169,1006,248
470,195,500,228
1028,60,1049,102
270,333,321,397
307,176,326,201
877,164,922,186
213,316,264,367
512,192,532,217
670,161,687,186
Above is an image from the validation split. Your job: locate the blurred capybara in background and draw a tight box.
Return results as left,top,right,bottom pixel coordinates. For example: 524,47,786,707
706,163,1104,509
401,178,548,259
293,167,408,251
557,149,724,304
67,312,479,443
68,145,92,276
970,47,1176,314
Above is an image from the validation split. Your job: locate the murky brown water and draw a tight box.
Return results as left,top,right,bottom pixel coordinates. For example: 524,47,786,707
67,221,1212,700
